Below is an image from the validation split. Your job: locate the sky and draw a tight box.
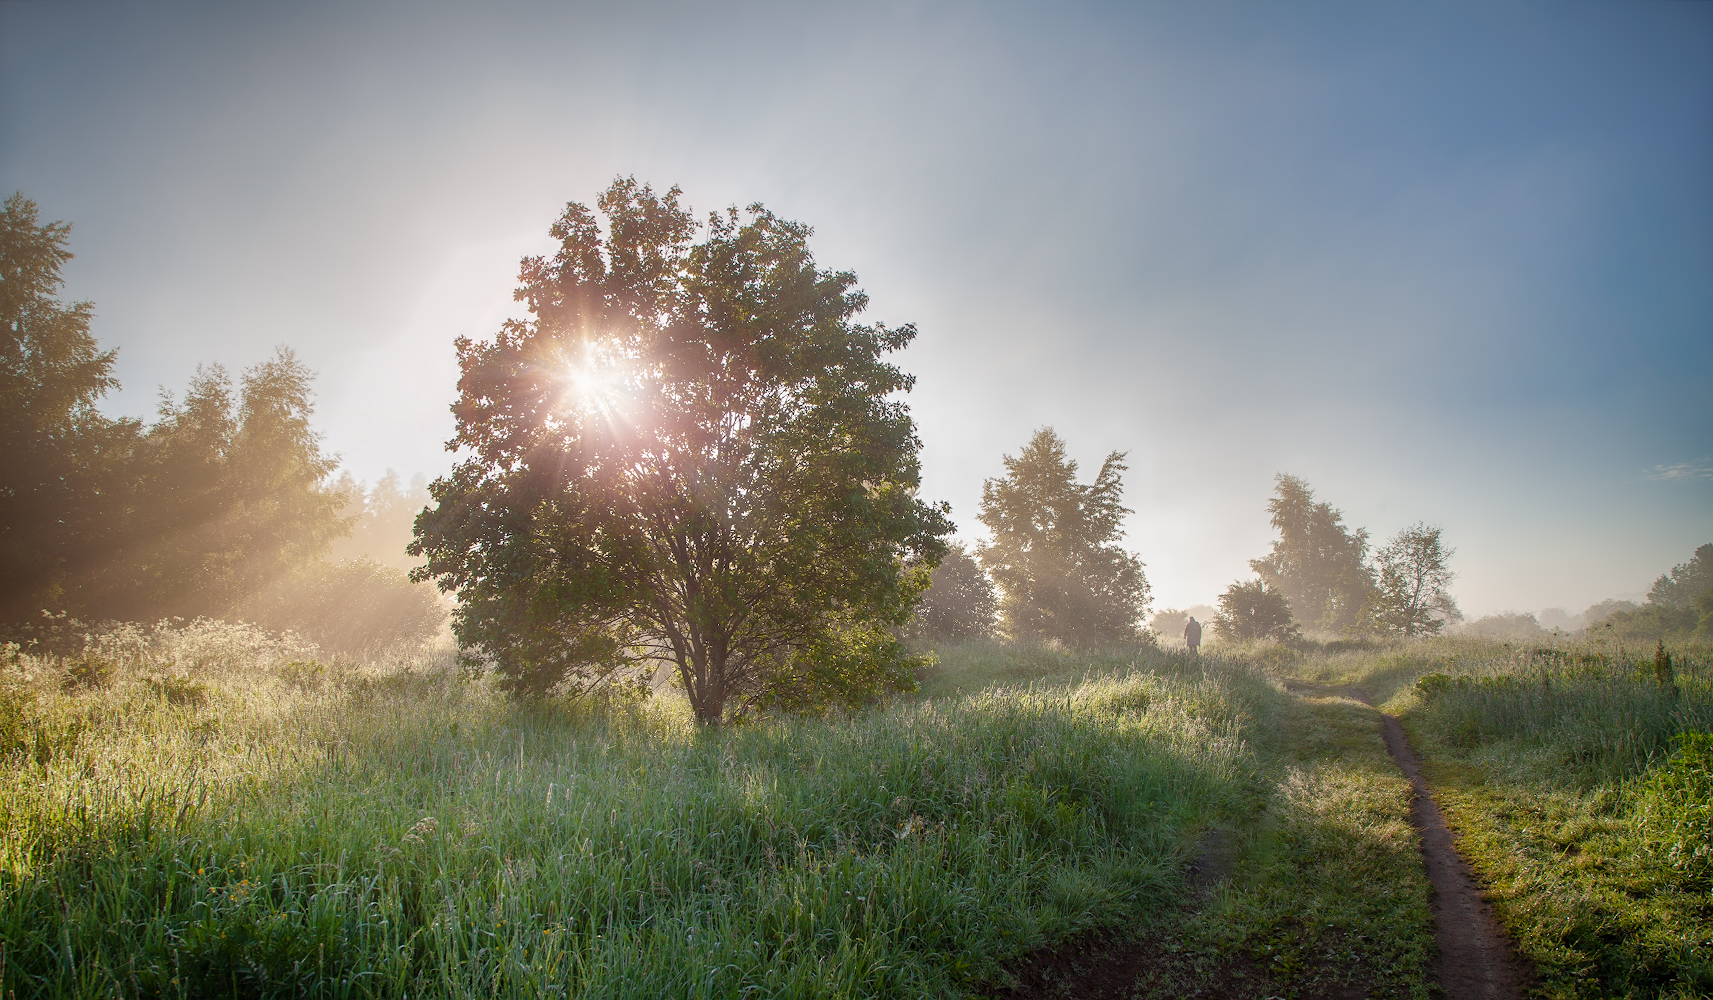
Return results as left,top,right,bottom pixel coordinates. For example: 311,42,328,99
3,1,1710,617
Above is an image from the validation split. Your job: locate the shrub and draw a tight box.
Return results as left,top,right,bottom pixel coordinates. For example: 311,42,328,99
235,559,446,658
1214,579,1300,643
1414,673,1453,697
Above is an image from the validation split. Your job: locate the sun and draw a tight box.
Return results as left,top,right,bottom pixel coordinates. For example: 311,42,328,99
556,346,637,419
567,364,610,397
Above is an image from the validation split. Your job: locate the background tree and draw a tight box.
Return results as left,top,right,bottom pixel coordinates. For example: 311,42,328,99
1249,474,1373,634
1647,544,1712,610
329,469,432,571
1463,612,1546,641
904,542,997,645
1583,543,1710,643
0,193,418,652
74,350,350,621
410,179,951,719
1580,598,1639,627
0,193,135,623
976,427,1150,646
1362,523,1460,637
1213,579,1300,642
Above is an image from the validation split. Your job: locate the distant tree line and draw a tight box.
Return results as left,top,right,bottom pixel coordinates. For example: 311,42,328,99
911,463,1473,653
0,194,441,655
1581,544,1713,645
1210,474,1461,643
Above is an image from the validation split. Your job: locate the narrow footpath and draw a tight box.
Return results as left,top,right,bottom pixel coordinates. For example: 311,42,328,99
994,683,1536,999
1377,712,1533,1000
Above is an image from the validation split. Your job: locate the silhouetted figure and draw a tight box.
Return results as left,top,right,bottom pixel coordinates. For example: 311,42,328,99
1183,616,1202,654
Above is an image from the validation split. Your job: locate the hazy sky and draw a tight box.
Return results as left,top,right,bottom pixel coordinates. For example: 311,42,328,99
4,1,1710,616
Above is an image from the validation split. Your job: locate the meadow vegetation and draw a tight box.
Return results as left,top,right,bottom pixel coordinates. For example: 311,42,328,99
0,621,1454,999
1270,635,1713,1000
4,621,1708,998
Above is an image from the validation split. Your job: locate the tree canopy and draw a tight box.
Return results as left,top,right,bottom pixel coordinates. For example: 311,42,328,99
1214,579,1300,643
1249,474,1373,634
1648,544,1713,610
1362,523,1459,637
0,192,128,621
1,193,355,634
976,427,1150,646
410,179,951,720
102,353,350,620
905,542,997,646
1586,543,1712,644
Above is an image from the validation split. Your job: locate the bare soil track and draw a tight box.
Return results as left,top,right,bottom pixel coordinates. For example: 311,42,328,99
990,683,1535,1000
1377,712,1533,1000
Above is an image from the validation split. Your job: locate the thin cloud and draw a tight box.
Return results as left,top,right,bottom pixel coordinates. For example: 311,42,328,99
1645,461,1713,482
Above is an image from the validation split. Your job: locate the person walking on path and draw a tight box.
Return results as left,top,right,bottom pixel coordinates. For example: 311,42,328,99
1183,616,1202,655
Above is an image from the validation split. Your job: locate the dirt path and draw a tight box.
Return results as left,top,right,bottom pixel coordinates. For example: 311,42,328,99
995,683,1534,999
1377,712,1532,1000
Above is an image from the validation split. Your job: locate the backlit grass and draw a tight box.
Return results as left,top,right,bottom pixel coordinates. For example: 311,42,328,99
2,633,1271,998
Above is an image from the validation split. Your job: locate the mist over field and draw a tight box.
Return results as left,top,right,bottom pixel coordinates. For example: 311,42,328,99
3,4,1712,999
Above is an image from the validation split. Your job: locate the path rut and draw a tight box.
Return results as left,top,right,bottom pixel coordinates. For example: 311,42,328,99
995,683,1535,998
1376,710,1532,1000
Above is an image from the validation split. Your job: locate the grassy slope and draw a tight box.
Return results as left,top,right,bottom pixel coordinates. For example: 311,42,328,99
4,640,1253,998
931,642,1435,999
0,636,1441,999
1267,637,1713,1000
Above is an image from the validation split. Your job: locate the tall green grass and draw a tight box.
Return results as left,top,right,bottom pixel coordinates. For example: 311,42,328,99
0,629,1275,998
1412,657,1713,786
923,642,1437,998
1251,635,1713,1000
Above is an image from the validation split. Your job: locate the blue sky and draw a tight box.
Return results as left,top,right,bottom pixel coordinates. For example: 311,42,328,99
3,1,1709,616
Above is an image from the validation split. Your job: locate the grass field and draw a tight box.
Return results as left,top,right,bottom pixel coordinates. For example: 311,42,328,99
1,626,1705,998
1270,637,1713,1000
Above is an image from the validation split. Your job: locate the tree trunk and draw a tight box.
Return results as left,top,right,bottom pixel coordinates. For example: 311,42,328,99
680,651,726,725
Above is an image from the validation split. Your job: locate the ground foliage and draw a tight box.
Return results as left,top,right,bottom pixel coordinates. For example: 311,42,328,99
1,628,1275,999
7,616,1700,998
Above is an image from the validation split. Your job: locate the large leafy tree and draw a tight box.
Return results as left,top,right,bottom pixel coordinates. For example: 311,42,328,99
976,427,1149,646
1362,523,1460,637
410,179,951,720
1249,474,1374,634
